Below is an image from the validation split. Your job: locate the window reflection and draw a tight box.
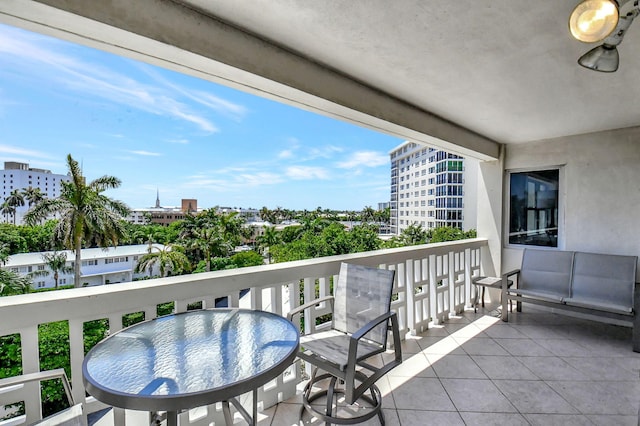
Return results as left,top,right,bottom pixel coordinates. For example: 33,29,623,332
509,169,559,247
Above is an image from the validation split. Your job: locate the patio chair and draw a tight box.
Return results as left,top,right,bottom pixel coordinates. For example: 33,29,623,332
0,369,84,425
287,262,402,425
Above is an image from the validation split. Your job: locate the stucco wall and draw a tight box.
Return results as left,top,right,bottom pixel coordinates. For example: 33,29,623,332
502,126,640,280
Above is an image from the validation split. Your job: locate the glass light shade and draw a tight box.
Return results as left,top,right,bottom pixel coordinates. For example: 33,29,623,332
578,44,619,71
569,0,619,42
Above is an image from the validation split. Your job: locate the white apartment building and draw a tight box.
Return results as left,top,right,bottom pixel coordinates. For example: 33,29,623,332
1,162,71,225
390,141,477,235
3,244,159,289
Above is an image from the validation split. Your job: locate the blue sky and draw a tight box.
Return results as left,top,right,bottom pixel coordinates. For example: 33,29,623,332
0,24,402,211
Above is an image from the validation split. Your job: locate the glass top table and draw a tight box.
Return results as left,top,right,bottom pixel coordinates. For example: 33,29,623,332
82,308,299,425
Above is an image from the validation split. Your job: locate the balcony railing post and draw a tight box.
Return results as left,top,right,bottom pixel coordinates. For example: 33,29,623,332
428,254,438,325
464,248,472,308
69,319,85,409
404,259,415,335
448,251,455,315
21,326,41,424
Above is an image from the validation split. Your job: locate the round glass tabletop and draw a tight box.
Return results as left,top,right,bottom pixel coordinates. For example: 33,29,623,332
82,308,299,412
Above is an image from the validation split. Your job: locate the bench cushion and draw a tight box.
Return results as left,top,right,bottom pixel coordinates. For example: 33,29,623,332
568,252,637,314
519,249,574,298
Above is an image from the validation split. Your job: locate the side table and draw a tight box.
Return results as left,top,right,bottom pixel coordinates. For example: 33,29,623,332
472,276,514,313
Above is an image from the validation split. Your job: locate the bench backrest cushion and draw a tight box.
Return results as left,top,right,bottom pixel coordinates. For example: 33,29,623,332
571,252,638,311
520,249,574,297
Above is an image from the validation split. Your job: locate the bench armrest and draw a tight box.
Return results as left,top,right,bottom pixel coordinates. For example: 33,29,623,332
502,269,521,279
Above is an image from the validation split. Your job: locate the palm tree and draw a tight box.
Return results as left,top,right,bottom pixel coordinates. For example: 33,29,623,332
23,187,45,209
24,154,130,288
256,225,280,264
30,251,74,289
361,206,376,224
0,201,14,224
0,269,32,296
134,244,190,277
0,242,9,266
5,189,25,225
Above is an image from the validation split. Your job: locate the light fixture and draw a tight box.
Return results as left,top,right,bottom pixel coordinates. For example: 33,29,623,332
569,0,619,42
578,44,619,71
569,0,639,72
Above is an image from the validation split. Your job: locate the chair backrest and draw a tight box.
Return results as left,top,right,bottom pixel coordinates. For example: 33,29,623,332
520,249,574,297
571,252,637,310
333,262,396,346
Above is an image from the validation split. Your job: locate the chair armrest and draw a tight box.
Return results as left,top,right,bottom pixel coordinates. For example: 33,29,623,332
0,369,74,405
347,312,402,383
351,311,396,341
286,295,335,321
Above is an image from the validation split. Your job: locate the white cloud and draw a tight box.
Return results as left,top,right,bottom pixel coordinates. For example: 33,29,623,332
0,27,219,133
285,166,329,180
307,145,343,160
336,151,388,169
138,65,248,121
278,149,294,159
128,150,162,157
183,171,284,190
167,138,189,145
0,144,52,159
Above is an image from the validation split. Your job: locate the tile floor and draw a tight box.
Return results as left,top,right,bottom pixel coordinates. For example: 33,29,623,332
265,304,640,426
91,304,640,425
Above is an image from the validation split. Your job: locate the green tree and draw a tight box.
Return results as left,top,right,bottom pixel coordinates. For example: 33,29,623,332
30,251,74,289
230,250,264,268
256,226,280,264
385,224,430,247
177,209,245,271
1,202,15,224
427,227,477,243
134,244,191,277
361,205,376,223
24,154,130,288
22,187,45,209
0,269,32,296
5,189,25,225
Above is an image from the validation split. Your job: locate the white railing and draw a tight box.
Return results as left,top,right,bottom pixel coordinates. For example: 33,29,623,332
0,238,487,425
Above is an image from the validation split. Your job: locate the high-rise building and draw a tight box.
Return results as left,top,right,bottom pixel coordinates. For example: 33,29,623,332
389,142,477,235
1,162,71,225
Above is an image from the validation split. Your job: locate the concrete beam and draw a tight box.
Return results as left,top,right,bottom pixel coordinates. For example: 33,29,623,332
1,0,500,160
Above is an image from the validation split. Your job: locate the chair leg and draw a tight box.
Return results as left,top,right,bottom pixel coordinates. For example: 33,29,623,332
302,373,383,425
326,376,338,419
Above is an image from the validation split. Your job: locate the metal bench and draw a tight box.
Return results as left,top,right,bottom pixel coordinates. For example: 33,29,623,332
501,249,640,352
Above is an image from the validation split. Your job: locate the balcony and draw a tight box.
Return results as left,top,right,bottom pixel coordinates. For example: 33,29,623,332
2,1,640,424
2,238,639,425
2,239,485,424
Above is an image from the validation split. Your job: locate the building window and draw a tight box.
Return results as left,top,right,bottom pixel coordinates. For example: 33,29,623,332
508,169,560,247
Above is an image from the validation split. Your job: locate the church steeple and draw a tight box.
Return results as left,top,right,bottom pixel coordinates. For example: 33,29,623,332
155,188,161,208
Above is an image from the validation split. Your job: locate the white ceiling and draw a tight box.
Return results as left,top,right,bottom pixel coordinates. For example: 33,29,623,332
180,0,640,144
3,0,640,149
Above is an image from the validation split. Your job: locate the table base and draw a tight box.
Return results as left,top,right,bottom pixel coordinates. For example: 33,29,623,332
164,389,258,426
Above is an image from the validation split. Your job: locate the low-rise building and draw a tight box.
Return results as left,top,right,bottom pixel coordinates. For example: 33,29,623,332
3,244,159,288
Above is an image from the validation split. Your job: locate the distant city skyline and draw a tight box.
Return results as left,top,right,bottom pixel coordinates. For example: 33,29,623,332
0,24,402,211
